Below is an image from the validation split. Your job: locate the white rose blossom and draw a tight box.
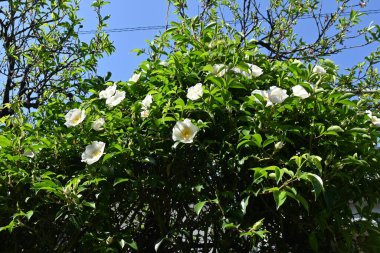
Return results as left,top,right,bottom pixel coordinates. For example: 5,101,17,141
172,119,199,143
212,64,227,77
128,73,141,83
292,59,302,65
251,89,268,104
313,65,326,75
106,90,125,108
292,85,310,99
24,151,35,158
159,61,169,67
231,67,243,74
187,83,203,101
371,117,380,127
64,109,86,127
92,118,105,131
267,86,289,106
140,109,150,118
274,141,285,150
99,84,117,99
232,64,263,78
247,64,263,77
81,141,106,165
364,110,380,127
232,67,251,78
141,94,153,109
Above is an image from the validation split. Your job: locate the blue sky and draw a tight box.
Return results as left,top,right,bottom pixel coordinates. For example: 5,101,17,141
78,1,380,82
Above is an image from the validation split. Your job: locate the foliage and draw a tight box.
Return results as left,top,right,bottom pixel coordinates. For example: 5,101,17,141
169,0,380,91
0,0,114,116
0,0,380,252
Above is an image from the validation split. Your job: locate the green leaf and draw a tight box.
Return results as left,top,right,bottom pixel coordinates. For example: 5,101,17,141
202,64,214,73
252,133,262,147
336,100,356,106
274,167,284,184
113,178,129,186
0,136,12,147
222,222,237,229
263,138,275,148
112,144,124,152
323,131,340,136
25,210,34,221
273,191,287,209
102,153,114,162
194,201,207,216
33,180,59,190
241,196,250,214
252,218,265,231
286,190,309,212
119,239,126,249
229,82,246,90
304,173,324,198
194,185,203,192
174,98,185,108
339,93,355,100
349,127,367,133
207,76,224,88
237,139,251,149
308,232,319,252
127,240,138,250
251,168,268,183
83,201,96,209
0,220,15,232
155,238,165,252
290,155,302,168
326,125,344,133
310,156,323,173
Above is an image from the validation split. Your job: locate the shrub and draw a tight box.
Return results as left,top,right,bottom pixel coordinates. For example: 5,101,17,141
0,18,379,252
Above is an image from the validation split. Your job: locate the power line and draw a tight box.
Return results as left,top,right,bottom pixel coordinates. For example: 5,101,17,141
78,9,380,35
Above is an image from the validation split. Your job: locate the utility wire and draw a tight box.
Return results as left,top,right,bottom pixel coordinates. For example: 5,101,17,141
78,9,380,35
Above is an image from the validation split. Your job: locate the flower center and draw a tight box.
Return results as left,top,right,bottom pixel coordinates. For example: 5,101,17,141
91,150,101,157
181,128,191,140
72,114,81,123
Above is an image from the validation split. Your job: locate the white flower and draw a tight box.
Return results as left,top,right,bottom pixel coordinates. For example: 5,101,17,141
141,94,153,109
99,84,117,99
128,73,141,83
274,141,284,150
232,64,263,78
251,89,268,104
232,67,251,78
247,64,263,77
187,83,203,101
159,61,169,67
64,109,86,127
292,85,310,99
267,86,289,106
313,65,326,75
370,116,380,127
231,67,243,74
92,118,105,131
292,59,302,65
106,90,125,108
140,109,150,118
365,110,372,118
81,141,105,165
212,64,227,77
172,119,199,143
365,110,380,127
24,151,35,158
